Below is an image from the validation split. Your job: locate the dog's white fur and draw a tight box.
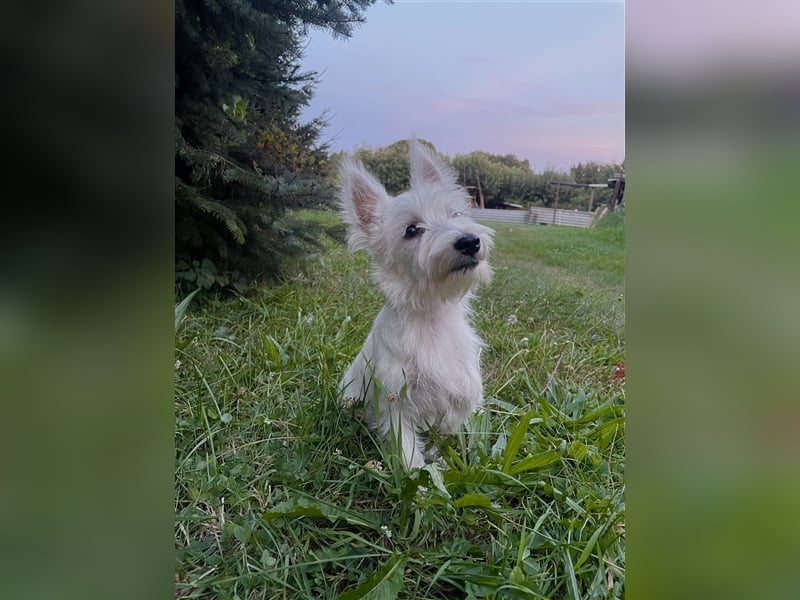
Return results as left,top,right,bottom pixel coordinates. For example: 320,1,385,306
339,139,494,469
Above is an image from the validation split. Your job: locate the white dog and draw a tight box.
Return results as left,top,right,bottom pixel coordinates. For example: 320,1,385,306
339,139,494,469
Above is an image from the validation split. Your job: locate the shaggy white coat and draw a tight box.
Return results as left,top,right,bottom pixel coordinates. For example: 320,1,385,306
339,139,494,469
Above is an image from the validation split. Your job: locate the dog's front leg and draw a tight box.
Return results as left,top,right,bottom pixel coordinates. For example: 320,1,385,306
398,424,426,470
376,403,426,470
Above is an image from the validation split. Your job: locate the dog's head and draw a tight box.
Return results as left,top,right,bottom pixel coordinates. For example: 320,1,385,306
339,139,493,307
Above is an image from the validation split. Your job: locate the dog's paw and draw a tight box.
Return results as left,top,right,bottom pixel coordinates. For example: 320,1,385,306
423,445,441,462
422,446,450,469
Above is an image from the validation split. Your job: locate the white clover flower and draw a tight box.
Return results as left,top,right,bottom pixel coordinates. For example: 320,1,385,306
175,359,182,370
507,314,518,325
520,337,529,347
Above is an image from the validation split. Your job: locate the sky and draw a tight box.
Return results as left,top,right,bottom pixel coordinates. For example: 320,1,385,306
299,0,625,171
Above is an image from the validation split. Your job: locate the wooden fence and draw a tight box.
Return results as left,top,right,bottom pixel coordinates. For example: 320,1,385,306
468,206,606,228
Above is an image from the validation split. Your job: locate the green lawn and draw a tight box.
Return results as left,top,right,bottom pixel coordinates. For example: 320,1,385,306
175,212,625,599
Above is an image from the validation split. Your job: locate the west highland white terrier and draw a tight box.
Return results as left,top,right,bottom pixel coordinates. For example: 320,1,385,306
339,139,494,469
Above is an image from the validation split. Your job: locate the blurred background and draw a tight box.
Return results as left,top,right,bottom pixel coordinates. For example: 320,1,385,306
627,1,800,597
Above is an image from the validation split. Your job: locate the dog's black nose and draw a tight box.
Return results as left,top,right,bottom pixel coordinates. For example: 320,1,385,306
454,234,481,256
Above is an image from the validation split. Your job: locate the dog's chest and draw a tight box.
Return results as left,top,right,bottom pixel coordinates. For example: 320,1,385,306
399,311,478,378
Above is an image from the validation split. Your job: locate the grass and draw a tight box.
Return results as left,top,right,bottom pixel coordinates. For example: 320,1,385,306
175,211,625,599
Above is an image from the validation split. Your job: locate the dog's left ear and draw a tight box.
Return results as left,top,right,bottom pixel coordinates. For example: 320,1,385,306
409,138,456,188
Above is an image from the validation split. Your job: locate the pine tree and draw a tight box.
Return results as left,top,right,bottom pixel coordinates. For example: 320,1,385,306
175,0,378,290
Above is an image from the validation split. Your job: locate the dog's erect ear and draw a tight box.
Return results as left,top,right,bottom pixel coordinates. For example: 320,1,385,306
339,158,387,251
409,138,456,188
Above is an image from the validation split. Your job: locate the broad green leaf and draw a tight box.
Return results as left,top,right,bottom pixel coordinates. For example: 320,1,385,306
563,548,580,600
491,429,507,458
567,440,589,461
263,495,379,529
337,553,407,600
579,398,621,423
575,522,606,569
261,334,286,368
453,493,493,509
509,565,527,585
175,289,200,332
501,410,536,473
422,463,451,499
509,450,562,475
591,417,625,449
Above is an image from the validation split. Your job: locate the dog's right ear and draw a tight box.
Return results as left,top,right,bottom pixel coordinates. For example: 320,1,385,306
339,158,387,251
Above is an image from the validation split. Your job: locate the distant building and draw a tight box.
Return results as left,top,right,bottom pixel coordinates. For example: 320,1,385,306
607,173,625,209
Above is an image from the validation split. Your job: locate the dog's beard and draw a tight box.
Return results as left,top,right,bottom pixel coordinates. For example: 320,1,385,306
434,256,491,301
376,260,485,308
449,257,480,275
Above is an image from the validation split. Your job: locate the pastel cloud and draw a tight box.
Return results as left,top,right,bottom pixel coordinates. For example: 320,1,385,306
300,1,624,169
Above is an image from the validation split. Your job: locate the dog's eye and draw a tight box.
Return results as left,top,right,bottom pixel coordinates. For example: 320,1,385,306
453,211,463,218
404,224,420,239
